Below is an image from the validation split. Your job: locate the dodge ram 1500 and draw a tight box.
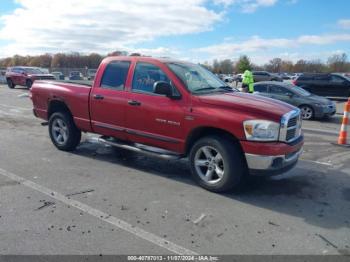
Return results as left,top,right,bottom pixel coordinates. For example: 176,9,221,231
30,56,303,192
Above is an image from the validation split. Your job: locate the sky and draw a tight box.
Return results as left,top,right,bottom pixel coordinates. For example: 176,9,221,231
0,0,349,64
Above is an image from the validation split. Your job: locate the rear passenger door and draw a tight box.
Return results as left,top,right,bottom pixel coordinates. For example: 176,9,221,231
253,72,262,82
90,60,131,140
312,75,330,96
11,68,22,85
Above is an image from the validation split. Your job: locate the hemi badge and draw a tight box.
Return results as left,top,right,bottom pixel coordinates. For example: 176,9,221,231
185,116,194,121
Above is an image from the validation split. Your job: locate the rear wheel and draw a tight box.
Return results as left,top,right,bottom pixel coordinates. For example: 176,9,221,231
26,79,33,89
49,112,81,151
189,136,247,192
7,78,15,89
299,105,314,120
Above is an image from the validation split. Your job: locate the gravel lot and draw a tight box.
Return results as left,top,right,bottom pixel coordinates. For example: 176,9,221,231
0,85,349,255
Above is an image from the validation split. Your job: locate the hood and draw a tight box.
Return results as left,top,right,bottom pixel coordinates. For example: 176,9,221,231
198,92,295,122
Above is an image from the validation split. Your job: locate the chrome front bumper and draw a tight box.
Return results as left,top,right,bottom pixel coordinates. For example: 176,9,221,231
245,147,303,176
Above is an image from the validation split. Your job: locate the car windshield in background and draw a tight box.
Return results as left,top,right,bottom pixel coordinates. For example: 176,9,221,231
290,84,311,96
342,75,350,81
24,68,43,74
167,63,233,94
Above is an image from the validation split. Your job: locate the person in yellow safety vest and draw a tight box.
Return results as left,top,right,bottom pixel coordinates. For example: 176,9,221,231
242,70,254,93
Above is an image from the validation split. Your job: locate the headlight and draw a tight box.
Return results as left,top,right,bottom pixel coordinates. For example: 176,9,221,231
243,120,280,141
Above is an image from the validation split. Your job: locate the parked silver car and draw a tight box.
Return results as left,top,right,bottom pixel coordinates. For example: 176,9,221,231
253,81,336,120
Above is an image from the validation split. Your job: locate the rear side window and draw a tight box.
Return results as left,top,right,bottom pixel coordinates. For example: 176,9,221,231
270,85,288,94
100,61,130,90
254,84,268,93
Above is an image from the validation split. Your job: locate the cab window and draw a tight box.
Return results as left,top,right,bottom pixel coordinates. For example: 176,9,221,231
100,61,130,90
132,63,172,94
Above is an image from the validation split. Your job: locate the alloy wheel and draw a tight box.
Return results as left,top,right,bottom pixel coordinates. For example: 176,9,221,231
194,146,225,184
51,118,69,145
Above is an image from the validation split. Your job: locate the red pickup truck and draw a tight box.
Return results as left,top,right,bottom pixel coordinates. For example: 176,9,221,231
30,56,303,192
6,66,55,89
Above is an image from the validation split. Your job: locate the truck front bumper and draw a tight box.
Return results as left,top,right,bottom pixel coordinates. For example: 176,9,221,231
241,136,304,176
245,147,303,176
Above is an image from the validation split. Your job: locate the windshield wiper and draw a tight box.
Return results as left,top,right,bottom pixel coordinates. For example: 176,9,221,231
194,86,235,93
193,87,217,92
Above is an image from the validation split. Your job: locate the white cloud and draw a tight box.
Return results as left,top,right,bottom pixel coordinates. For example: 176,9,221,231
0,0,222,57
195,34,350,59
338,19,350,29
214,0,278,13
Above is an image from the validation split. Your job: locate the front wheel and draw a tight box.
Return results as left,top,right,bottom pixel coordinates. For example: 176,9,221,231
49,112,81,151
299,105,314,120
189,136,247,192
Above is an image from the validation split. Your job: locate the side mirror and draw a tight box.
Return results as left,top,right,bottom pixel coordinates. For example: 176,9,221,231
153,81,176,98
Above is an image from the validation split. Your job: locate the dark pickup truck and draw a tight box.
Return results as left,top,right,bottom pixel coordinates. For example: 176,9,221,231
293,73,350,98
30,56,303,192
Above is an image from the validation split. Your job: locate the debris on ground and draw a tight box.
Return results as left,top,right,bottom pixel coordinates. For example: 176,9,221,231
18,93,29,98
65,189,94,197
268,221,280,227
120,205,128,211
35,201,55,211
193,213,206,225
316,233,338,249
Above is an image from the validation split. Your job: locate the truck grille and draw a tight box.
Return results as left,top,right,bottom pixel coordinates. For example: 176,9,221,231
286,128,296,141
287,116,297,128
280,110,302,143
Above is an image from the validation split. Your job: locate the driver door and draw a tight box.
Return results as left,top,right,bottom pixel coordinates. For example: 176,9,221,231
125,62,186,152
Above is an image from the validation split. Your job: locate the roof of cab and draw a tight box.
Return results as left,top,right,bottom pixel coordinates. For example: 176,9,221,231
102,56,191,65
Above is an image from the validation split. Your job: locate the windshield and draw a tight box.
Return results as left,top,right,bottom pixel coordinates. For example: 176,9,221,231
167,62,234,94
288,84,311,96
342,75,350,81
24,68,43,74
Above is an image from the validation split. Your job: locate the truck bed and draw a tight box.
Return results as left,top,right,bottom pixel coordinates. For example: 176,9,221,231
31,80,93,132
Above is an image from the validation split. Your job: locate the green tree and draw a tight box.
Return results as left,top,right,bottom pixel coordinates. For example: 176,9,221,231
327,53,349,72
236,55,252,73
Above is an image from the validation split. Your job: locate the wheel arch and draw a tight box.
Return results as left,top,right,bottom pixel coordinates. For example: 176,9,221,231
298,103,315,111
47,100,73,120
185,126,244,156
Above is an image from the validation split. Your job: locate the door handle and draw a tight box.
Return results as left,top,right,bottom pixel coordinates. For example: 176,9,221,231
128,100,141,106
93,94,104,100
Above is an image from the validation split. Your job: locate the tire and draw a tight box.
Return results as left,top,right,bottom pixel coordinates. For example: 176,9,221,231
299,105,314,120
189,135,247,192
48,112,81,151
26,79,33,89
7,78,15,89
